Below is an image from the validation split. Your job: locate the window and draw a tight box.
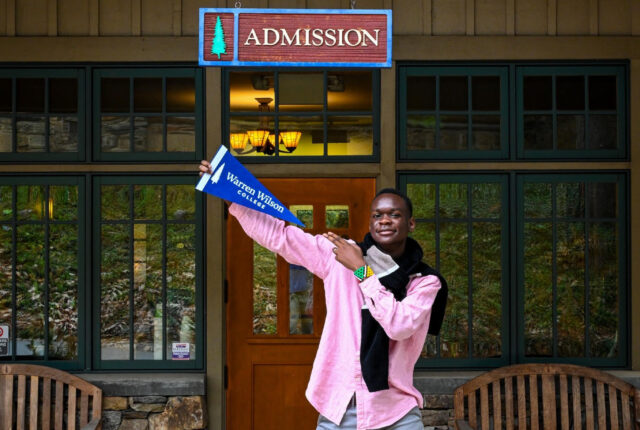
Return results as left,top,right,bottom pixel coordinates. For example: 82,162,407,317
225,70,379,161
398,62,629,368
1,65,204,371
0,69,85,161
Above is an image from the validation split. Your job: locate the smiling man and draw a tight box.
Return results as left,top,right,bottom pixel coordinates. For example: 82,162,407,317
200,160,447,430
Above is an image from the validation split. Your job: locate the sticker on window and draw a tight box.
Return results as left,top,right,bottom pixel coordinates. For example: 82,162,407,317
172,342,190,360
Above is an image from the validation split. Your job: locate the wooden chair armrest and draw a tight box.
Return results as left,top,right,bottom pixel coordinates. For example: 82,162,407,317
81,418,101,430
455,419,474,430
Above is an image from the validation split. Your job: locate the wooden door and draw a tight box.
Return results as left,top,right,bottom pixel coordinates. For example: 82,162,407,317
226,178,375,430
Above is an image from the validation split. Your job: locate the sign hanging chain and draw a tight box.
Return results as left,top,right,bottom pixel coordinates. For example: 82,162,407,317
350,0,356,9
235,1,241,8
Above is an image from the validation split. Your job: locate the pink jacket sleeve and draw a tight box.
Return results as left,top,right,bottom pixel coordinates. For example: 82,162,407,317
359,274,441,341
229,203,335,280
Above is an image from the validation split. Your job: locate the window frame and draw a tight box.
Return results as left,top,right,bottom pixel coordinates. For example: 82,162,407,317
0,68,86,162
92,175,205,370
223,68,380,163
92,67,204,162
0,175,87,370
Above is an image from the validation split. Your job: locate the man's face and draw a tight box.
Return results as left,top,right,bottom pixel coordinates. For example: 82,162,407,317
368,193,415,257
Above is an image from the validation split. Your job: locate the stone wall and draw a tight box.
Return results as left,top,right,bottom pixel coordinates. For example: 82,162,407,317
102,395,207,430
421,394,454,429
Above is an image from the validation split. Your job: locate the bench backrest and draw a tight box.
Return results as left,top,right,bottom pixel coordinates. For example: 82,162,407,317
454,363,640,430
0,364,102,430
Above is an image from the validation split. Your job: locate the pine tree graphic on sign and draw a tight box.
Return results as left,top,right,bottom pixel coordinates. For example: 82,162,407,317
211,16,226,59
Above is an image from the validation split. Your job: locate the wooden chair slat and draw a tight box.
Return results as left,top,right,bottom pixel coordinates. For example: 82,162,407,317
55,380,64,430
468,391,477,429
93,390,102,420
621,392,631,429
596,381,606,430
608,385,619,429
42,377,51,430
559,374,569,430
542,374,556,430
584,378,594,430
492,381,502,430
505,376,514,430
480,385,489,430
80,392,89,426
29,375,39,430
454,389,465,420
517,375,526,430
2,374,14,430
17,374,26,430
572,375,582,430
530,374,539,430
68,386,77,430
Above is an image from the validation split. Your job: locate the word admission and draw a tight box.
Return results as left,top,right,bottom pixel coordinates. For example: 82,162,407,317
244,27,380,47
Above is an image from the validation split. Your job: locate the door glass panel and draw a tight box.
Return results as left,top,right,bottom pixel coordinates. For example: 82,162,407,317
326,205,349,229
16,118,46,152
290,205,313,228
253,242,277,335
289,264,313,335
326,115,373,156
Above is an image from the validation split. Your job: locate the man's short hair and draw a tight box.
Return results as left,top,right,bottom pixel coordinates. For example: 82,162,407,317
374,188,413,217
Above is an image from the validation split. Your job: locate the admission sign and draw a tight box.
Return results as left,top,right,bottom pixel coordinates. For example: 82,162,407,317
199,8,392,67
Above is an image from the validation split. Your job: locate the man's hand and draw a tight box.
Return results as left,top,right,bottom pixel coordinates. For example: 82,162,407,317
199,160,212,176
322,232,366,272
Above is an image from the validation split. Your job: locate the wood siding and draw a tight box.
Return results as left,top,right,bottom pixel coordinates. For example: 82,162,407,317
0,0,636,36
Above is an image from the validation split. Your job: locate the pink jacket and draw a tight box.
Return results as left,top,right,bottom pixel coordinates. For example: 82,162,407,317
230,203,441,429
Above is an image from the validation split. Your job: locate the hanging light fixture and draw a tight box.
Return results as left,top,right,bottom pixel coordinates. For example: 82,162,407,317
229,132,249,152
280,131,301,152
246,130,269,148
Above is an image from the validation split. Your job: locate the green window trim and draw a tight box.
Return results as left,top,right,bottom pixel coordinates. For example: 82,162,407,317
93,68,204,162
92,175,204,370
223,68,380,163
0,175,86,370
0,68,86,162
516,65,627,159
398,66,510,161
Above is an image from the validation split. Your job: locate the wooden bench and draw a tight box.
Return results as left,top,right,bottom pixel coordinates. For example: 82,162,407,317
454,363,640,430
0,364,102,430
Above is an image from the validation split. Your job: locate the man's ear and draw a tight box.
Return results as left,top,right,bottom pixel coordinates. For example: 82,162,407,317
408,217,416,233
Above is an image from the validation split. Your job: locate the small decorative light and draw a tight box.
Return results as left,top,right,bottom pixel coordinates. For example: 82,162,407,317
280,131,302,150
229,133,248,151
268,134,282,146
246,130,270,148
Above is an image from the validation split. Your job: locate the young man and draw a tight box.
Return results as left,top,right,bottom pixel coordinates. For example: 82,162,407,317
200,161,447,430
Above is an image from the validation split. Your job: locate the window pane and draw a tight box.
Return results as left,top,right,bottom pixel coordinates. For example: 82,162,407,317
523,76,552,110
101,78,129,113
17,118,46,153
440,115,468,150
326,205,349,229
50,185,78,221
167,185,195,221
589,75,616,110
523,115,552,150
253,242,277,335
0,225,11,336
0,78,12,112
588,114,616,150
588,182,617,218
229,72,275,112
557,183,584,218
407,183,435,219
17,185,44,221
290,205,313,228
101,116,131,152
278,73,323,112
134,116,163,152
588,222,618,358
289,264,313,335
49,78,77,113
0,185,11,220
101,224,131,360
279,116,323,157
134,78,162,112
472,76,500,111
0,118,11,152
411,222,435,263
556,76,585,110
471,115,500,150
523,183,551,218
133,224,163,360
471,183,501,219
166,78,195,113
406,114,435,151
229,115,276,157
49,224,78,360
440,76,467,111
134,185,162,220
523,222,553,357
101,185,130,220
167,117,195,152
326,115,373,156
407,76,436,111
557,115,585,150
50,116,78,153
556,222,585,357
328,71,372,111
16,225,46,359
16,78,44,113
439,183,467,218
